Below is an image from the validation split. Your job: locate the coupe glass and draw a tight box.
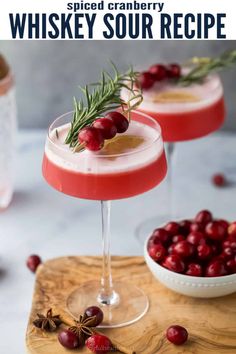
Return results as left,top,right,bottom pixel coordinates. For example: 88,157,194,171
42,110,167,327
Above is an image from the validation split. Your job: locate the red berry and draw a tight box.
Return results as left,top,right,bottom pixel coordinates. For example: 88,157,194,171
223,237,236,250
26,255,42,273
165,222,180,236
187,231,205,246
84,306,104,326
226,259,236,273
217,219,229,231
197,244,211,260
58,329,80,349
86,334,112,354
195,210,212,225
167,64,181,79
173,241,194,258
172,235,185,243
205,260,228,277
151,228,171,245
222,247,234,260
212,173,226,187
190,222,204,233
228,222,236,237
148,244,166,262
186,263,202,277
162,255,185,273
138,71,155,89
179,220,191,235
78,127,104,151
149,64,167,81
92,118,117,140
205,221,226,241
105,112,129,133
166,325,188,345
168,244,175,255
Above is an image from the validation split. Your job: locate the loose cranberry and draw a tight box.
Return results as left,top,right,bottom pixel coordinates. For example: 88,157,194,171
148,244,166,262
58,329,80,349
205,260,228,277
151,228,171,245
92,118,117,139
228,222,236,237
190,222,204,233
195,210,212,225
197,244,212,260
162,255,185,273
173,241,194,258
149,64,167,81
84,306,104,326
166,325,188,345
138,71,155,90
105,112,129,133
167,64,181,79
212,173,226,187
186,263,202,277
222,247,234,260
26,255,42,273
187,231,205,246
165,222,180,236
78,127,104,151
179,220,191,235
86,334,112,354
172,235,185,243
226,259,236,273
205,221,226,241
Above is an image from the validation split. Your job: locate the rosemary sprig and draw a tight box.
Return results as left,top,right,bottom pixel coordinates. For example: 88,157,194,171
65,64,142,150
178,49,236,86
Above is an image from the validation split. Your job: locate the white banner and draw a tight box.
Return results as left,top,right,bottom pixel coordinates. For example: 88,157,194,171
0,0,235,40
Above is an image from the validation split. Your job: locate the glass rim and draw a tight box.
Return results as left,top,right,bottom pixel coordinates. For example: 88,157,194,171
47,110,163,158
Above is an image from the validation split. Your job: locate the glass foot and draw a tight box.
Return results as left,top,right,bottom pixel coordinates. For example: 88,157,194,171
66,280,149,328
135,215,171,246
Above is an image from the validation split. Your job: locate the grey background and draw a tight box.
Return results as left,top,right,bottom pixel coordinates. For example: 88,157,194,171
1,40,236,130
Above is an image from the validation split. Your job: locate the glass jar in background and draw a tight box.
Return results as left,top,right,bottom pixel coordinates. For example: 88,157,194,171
0,54,17,210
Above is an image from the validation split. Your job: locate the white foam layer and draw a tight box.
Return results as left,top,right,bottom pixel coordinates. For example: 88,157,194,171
122,72,223,114
45,120,163,174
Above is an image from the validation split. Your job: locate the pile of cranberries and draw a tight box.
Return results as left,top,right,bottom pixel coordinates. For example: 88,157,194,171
78,111,129,151
147,210,236,277
138,63,181,90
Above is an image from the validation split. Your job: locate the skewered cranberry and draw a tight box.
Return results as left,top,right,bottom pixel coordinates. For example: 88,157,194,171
205,260,228,277
92,118,117,139
186,263,202,277
228,222,236,237
167,64,181,79
187,231,205,246
165,222,180,236
166,325,188,345
205,221,226,241
212,173,226,187
173,241,194,258
151,228,171,245
84,306,104,326
138,71,155,89
78,127,104,151
105,112,129,133
197,244,211,260
172,235,185,243
58,329,80,349
148,244,166,262
86,334,112,354
26,255,42,273
195,210,212,224
162,255,185,273
149,64,167,81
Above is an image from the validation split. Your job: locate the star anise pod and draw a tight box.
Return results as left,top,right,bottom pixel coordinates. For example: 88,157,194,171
68,314,97,345
33,308,62,332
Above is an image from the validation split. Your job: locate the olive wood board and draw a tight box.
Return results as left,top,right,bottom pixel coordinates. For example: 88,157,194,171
26,256,236,354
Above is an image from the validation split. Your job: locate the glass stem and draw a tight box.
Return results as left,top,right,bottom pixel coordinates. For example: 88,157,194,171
166,142,175,217
97,201,119,306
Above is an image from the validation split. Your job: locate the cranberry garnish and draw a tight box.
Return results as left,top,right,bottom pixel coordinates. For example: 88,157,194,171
26,255,42,273
84,306,104,326
105,111,129,133
151,228,171,245
173,240,194,258
228,222,236,237
58,329,80,349
197,244,212,260
226,259,236,273
205,260,228,277
186,263,202,277
78,127,104,151
195,210,212,225
162,255,185,273
205,221,226,241
148,244,166,262
189,222,204,233
166,325,188,345
138,71,155,90
167,64,181,79
149,64,167,81
187,231,205,246
92,118,117,139
212,173,226,187
86,334,112,354
164,222,180,236
172,234,185,243
179,220,191,235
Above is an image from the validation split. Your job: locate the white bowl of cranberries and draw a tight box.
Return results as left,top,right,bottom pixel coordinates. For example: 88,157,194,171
144,210,236,298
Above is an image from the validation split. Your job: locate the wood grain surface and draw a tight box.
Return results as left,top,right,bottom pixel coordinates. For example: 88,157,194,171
26,256,236,354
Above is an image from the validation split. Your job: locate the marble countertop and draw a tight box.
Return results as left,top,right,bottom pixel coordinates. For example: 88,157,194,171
0,130,236,353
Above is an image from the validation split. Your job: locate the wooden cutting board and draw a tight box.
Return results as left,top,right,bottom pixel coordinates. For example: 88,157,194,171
26,256,236,354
